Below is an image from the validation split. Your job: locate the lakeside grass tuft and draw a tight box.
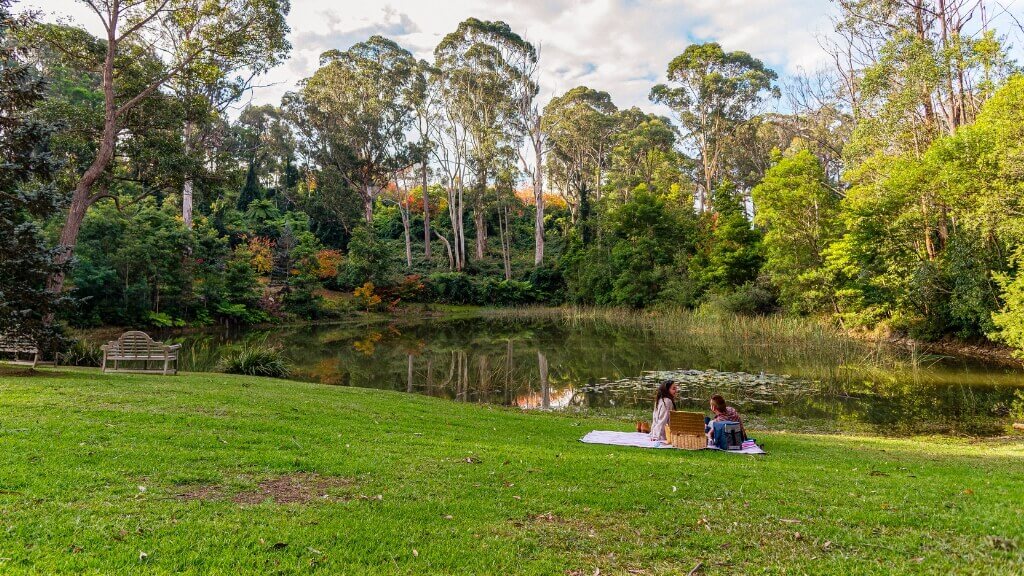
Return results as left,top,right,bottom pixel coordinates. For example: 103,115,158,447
0,368,1022,574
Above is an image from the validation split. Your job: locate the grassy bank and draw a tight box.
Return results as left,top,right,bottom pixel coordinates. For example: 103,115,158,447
1,368,1022,574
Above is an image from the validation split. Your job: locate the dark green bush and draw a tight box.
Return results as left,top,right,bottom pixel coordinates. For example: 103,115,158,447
426,272,479,304
338,227,398,290
478,278,537,306
527,265,565,304
60,339,103,367
707,279,779,316
216,341,292,378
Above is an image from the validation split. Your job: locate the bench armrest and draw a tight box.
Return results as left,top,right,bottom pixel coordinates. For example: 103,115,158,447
166,344,182,352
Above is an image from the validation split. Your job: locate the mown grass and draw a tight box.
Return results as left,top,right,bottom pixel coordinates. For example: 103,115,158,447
0,368,1022,574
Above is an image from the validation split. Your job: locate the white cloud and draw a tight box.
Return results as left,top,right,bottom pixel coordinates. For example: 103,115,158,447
41,0,1019,117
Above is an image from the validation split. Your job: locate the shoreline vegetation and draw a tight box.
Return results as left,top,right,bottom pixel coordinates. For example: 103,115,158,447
479,306,1024,368
77,304,1024,368
0,369,1021,574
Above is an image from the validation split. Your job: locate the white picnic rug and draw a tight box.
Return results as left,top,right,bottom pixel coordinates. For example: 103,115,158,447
580,431,766,455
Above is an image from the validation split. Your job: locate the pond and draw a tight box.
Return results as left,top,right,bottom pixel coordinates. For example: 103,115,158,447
147,316,1023,436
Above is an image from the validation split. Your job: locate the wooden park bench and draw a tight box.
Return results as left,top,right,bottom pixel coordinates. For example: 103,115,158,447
101,331,181,375
0,333,45,368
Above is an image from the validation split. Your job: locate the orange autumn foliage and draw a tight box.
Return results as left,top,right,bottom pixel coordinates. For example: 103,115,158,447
248,237,274,275
314,249,343,280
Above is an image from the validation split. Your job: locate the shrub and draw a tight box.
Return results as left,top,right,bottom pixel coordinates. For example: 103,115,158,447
527,265,565,304
339,227,398,289
353,282,385,312
392,274,427,302
147,311,186,328
215,302,270,324
60,339,103,367
702,279,779,317
427,272,478,305
478,278,537,306
216,341,291,378
1011,391,1024,424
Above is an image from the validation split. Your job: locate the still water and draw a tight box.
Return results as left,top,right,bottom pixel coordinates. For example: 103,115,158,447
159,317,1023,436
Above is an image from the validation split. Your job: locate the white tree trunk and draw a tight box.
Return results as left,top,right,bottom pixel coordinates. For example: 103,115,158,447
182,122,195,229
401,207,412,269
422,161,431,260
182,178,194,229
533,142,545,266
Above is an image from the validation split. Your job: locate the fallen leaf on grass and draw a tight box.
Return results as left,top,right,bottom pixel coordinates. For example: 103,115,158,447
139,551,148,562
412,549,419,558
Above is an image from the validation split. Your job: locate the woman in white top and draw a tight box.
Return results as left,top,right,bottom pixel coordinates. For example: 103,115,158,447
649,380,679,442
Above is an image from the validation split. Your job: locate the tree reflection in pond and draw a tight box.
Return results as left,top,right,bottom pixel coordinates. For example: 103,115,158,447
162,317,1024,436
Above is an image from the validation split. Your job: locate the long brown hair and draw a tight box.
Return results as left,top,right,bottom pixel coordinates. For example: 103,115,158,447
710,394,727,414
655,380,676,409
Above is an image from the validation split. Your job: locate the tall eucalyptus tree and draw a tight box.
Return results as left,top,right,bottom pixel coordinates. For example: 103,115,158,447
650,42,779,212
508,41,546,265
434,18,534,261
296,35,418,225
542,86,618,230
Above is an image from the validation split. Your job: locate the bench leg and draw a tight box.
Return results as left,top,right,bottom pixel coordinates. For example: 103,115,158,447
163,357,169,376
102,354,107,372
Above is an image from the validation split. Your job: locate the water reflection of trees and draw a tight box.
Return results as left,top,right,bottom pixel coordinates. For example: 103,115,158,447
165,318,1023,435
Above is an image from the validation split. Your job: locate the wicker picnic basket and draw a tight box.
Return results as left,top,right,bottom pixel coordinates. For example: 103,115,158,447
666,411,707,450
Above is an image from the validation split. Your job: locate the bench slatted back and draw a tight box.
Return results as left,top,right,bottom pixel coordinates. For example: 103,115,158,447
0,333,38,353
108,331,167,356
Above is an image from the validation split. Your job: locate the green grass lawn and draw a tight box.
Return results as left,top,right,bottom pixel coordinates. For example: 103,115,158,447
0,368,1022,574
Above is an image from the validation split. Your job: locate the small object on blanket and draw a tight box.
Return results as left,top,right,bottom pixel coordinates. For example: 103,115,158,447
708,440,767,455
636,421,651,434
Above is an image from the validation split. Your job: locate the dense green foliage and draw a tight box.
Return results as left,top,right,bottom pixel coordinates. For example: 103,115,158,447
216,341,292,378
0,369,1021,573
7,1,1024,357
0,0,65,351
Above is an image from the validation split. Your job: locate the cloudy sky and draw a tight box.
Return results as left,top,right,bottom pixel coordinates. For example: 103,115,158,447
27,0,1023,115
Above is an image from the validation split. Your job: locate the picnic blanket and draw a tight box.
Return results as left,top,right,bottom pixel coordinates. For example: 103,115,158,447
580,431,766,455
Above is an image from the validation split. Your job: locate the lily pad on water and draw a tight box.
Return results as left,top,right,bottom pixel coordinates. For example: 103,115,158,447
578,369,821,406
